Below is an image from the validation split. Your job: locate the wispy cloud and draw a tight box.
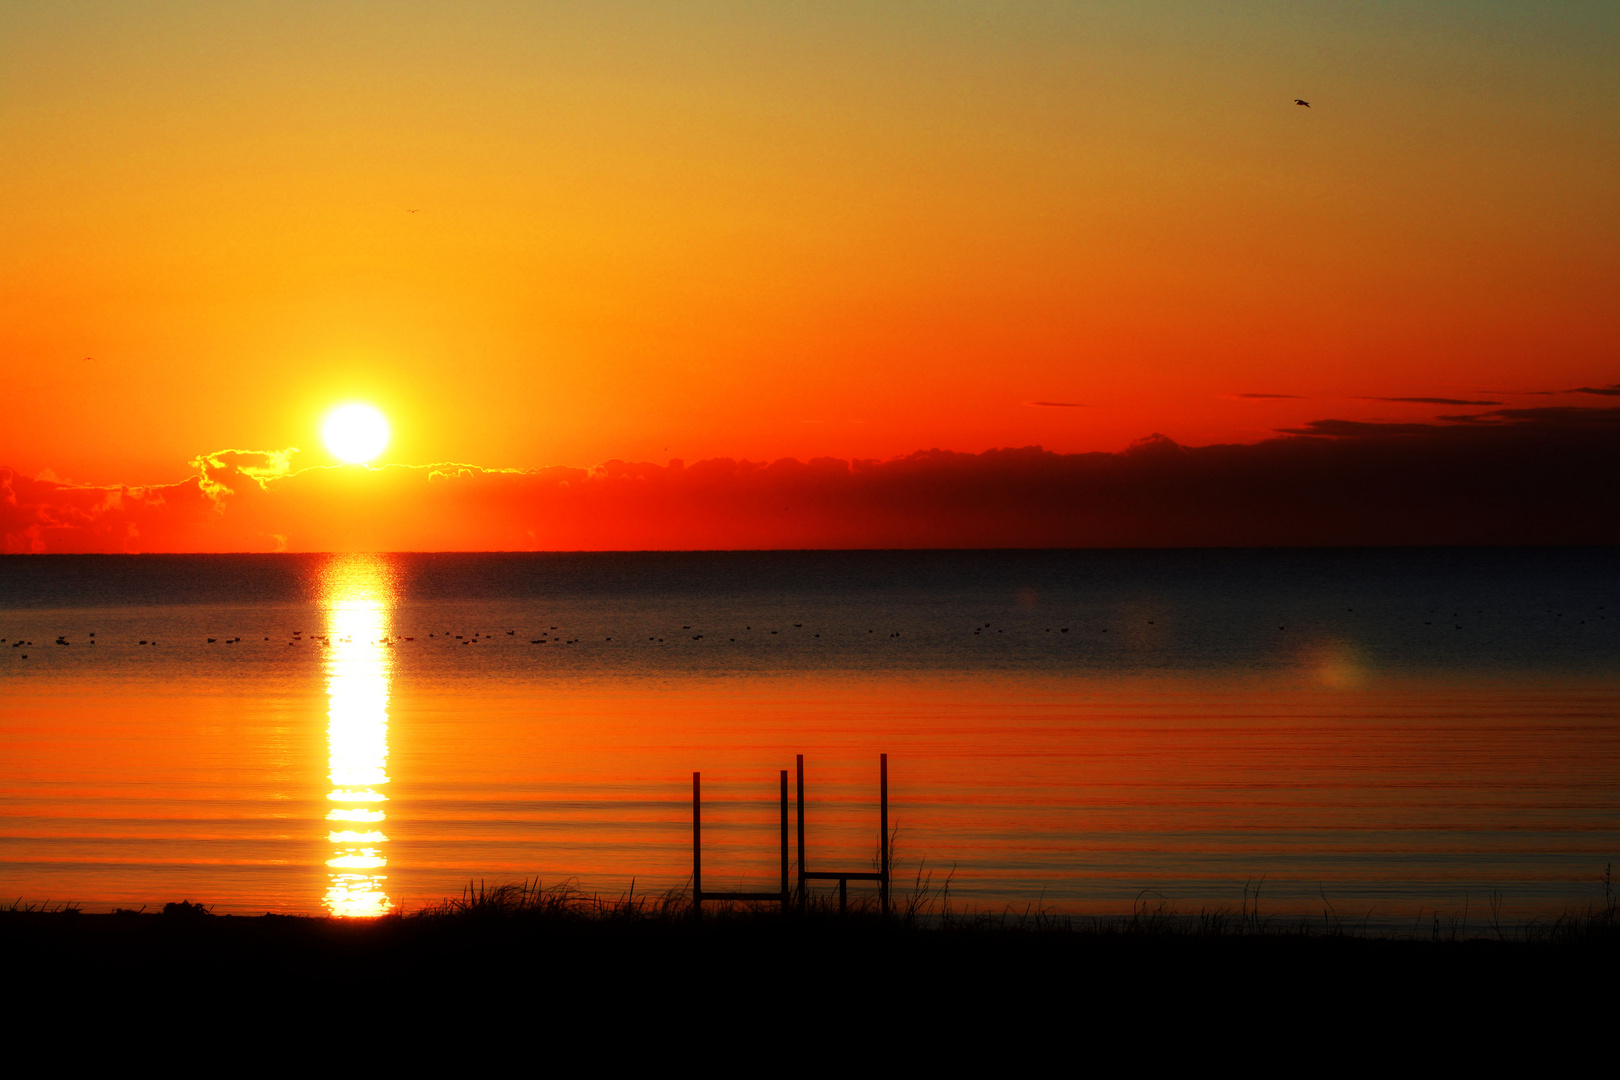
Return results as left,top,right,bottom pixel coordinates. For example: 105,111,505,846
1436,406,1620,426
1279,418,1444,437
1023,401,1087,408
1233,393,1303,400
1484,384,1620,397
1357,396,1502,406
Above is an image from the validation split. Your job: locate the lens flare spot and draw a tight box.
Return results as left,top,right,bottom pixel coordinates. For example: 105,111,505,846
1299,640,1370,689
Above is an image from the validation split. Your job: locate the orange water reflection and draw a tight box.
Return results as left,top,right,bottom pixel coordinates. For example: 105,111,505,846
321,555,395,917
3,610,1618,920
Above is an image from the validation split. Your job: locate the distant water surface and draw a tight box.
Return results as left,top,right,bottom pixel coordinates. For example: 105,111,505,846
2,549,1617,923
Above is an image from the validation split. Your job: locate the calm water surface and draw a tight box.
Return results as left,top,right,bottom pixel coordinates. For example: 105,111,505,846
2,550,1617,923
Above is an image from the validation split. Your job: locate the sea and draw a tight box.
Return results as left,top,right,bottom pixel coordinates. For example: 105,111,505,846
2,549,1617,925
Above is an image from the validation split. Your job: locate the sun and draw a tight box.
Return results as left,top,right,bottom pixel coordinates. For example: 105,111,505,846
323,404,391,464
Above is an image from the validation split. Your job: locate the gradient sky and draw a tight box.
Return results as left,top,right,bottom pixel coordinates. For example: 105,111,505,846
2,3,1616,521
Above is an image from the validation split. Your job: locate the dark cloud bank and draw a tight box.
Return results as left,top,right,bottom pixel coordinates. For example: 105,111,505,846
4,407,1618,552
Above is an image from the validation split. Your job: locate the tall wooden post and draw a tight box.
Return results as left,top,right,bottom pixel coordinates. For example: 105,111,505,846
692,771,702,919
779,770,789,907
880,753,889,917
796,753,806,909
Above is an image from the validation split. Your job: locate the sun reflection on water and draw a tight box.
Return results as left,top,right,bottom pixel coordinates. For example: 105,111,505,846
321,555,396,917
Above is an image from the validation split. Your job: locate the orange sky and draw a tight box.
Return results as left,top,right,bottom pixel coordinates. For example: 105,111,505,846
2,3,1616,511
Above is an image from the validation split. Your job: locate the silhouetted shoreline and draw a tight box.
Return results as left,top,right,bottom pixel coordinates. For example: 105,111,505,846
9,884,1615,1032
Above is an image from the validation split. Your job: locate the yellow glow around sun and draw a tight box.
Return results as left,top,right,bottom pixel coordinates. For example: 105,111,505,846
323,404,391,463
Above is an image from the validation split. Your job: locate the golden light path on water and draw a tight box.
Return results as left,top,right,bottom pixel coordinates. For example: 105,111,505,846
321,555,395,917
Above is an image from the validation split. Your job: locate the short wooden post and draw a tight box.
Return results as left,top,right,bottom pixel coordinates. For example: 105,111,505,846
779,769,789,907
692,771,702,919
796,754,806,909
880,753,889,917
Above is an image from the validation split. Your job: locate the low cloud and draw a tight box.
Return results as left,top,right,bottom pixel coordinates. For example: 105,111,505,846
1,471,217,554
1570,384,1620,396
5,408,1619,551
1233,393,1304,400
192,447,298,498
1023,401,1087,408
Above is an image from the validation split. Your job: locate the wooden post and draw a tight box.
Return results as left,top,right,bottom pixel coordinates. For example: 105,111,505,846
839,876,847,916
880,753,889,917
796,753,806,909
692,771,702,919
779,769,789,907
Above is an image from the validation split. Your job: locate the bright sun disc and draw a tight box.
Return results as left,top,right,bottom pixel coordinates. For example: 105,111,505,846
323,404,390,464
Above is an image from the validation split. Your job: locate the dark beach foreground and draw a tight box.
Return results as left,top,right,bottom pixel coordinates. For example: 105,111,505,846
8,885,1616,1062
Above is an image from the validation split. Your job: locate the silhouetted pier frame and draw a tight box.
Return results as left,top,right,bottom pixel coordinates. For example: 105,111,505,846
692,770,790,917
799,754,889,916
691,754,889,918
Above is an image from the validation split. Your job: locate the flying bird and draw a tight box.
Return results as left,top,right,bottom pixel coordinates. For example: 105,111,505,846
1295,99,1310,107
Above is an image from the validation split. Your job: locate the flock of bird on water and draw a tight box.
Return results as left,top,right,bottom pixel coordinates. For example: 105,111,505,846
5,605,1606,661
